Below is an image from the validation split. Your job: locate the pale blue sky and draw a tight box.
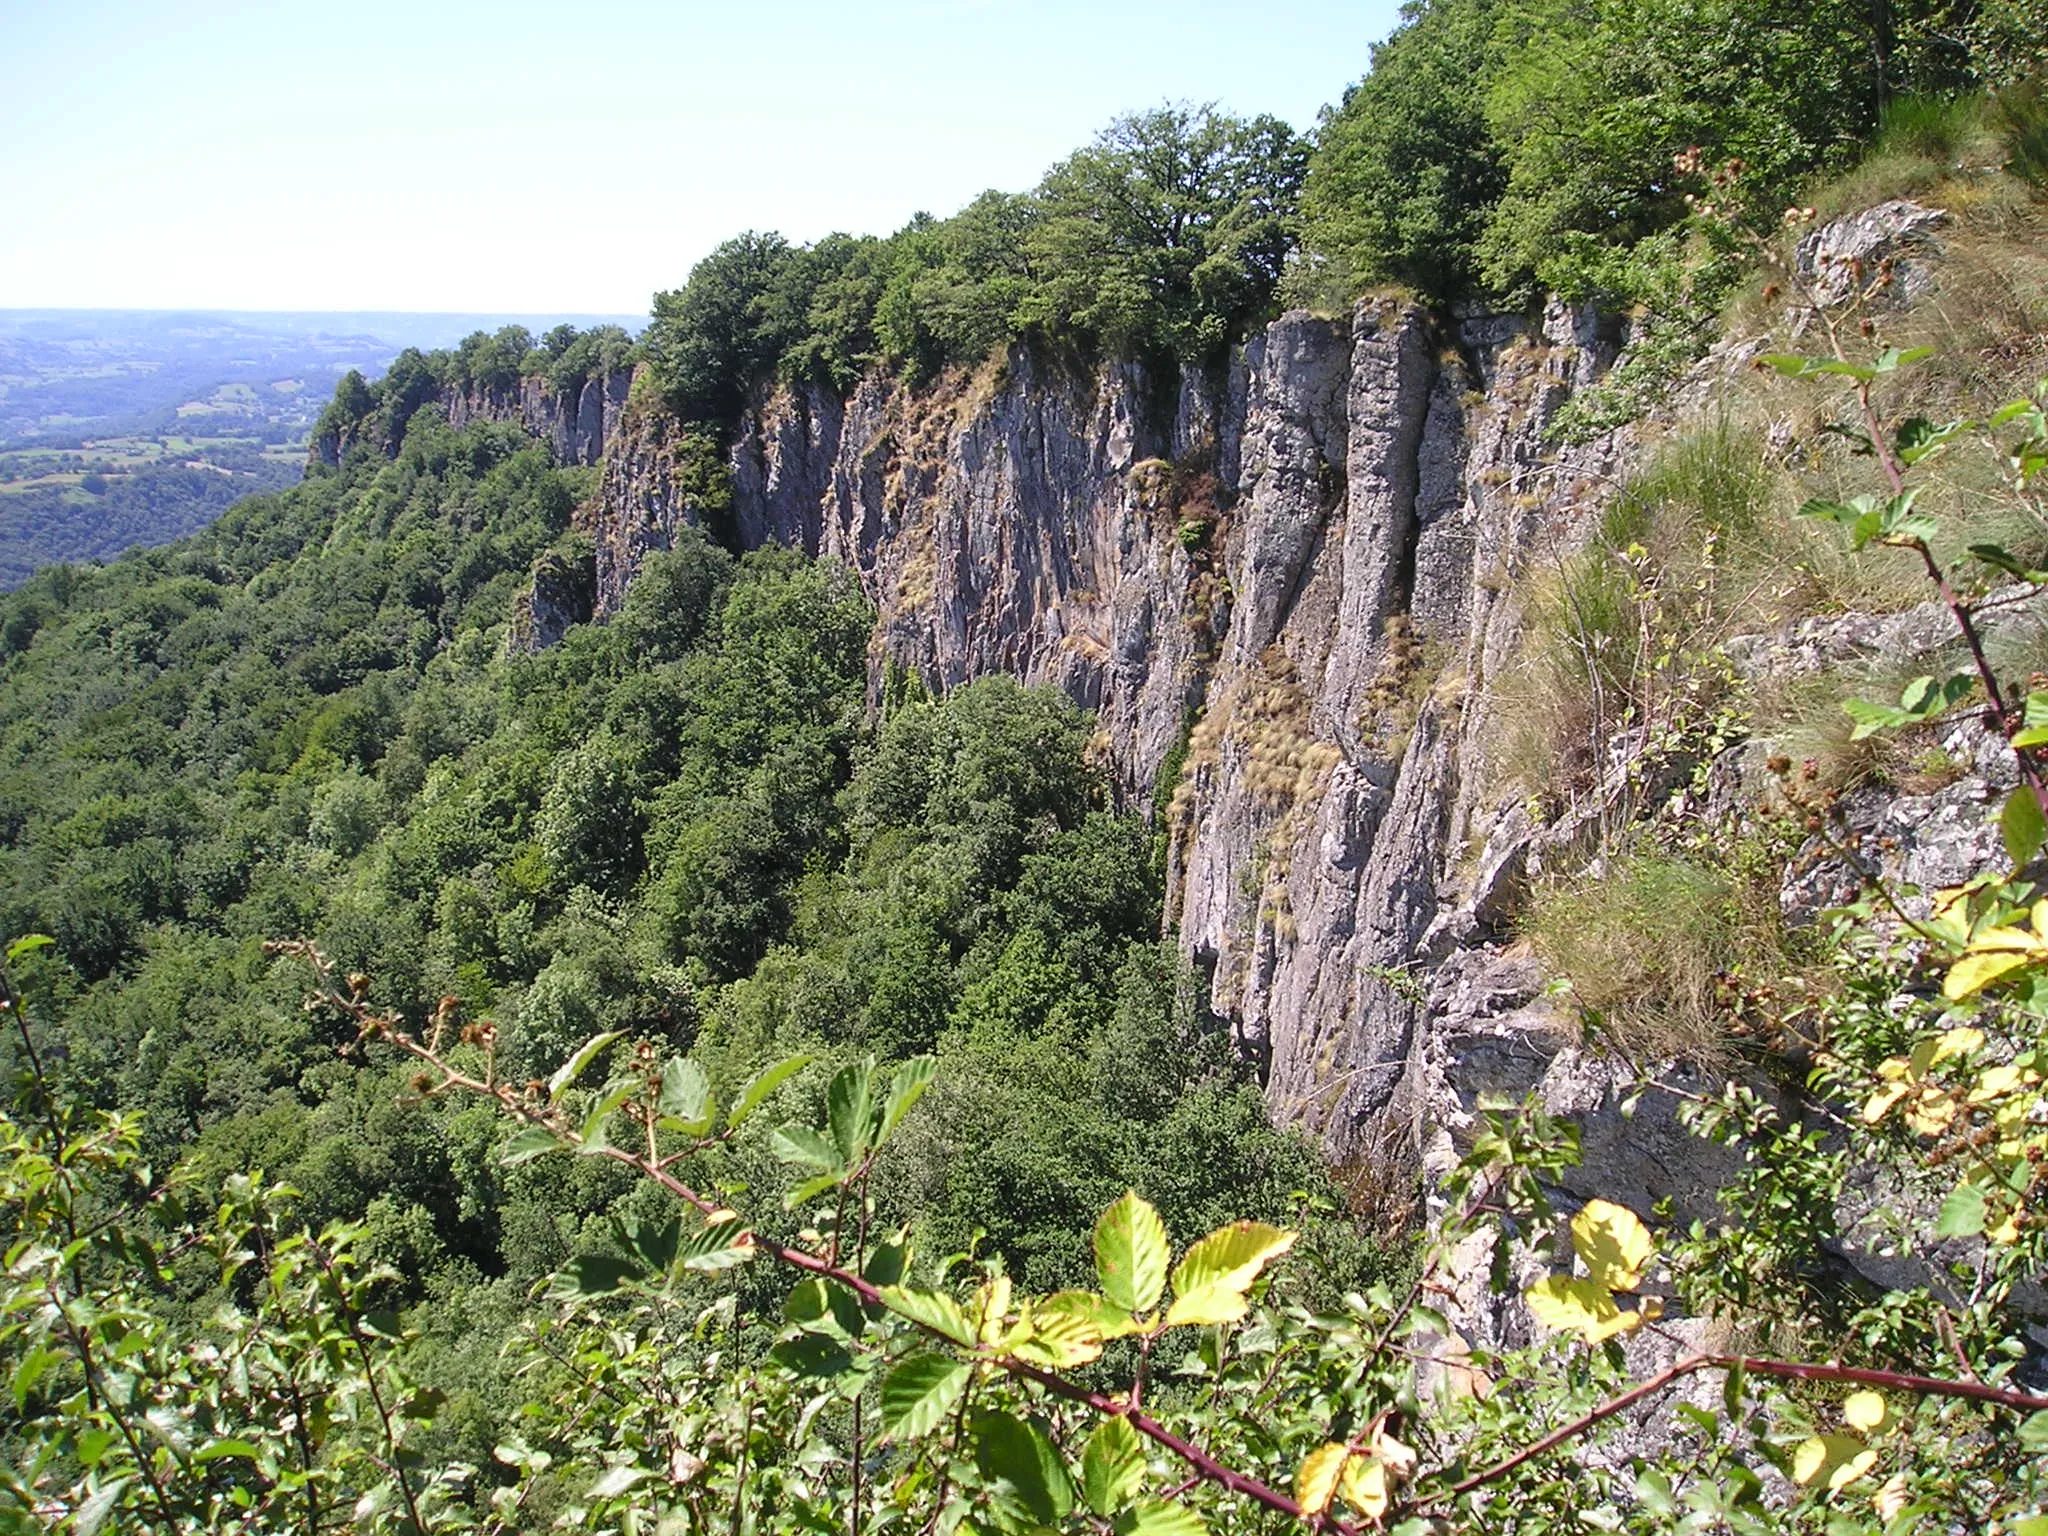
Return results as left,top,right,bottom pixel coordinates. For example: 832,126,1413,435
0,0,1405,317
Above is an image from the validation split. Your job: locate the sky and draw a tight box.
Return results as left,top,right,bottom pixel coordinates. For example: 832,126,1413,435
0,0,1406,320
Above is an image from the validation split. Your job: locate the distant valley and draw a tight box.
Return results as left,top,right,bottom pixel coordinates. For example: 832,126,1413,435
0,308,639,586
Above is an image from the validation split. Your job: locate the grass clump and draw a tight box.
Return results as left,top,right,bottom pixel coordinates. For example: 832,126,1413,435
1523,848,1796,1063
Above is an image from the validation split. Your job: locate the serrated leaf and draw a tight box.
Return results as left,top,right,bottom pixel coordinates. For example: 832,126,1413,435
728,1052,811,1130
971,1409,1074,1524
828,1061,874,1166
769,1125,843,1173
676,1212,754,1272
1296,1443,1351,1517
878,1285,975,1345
73,1479,128,1536
1082,1416,1146,1516
2020,1409,2048,1449
577,1079,637,1150
1570,1200,1654,1292
500,1124,562,1165
548,1029,623,1102
879,1354,970,1441
659,1057,713,1135
1095,1191,1170,1315
1171,1221,1296,1303
784,1170,844,1210
1164,1285,1249,1328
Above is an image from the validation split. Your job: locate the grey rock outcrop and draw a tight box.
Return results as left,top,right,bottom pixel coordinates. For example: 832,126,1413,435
1794,198,1949,308
441,368,633,467
576,297,1639,1164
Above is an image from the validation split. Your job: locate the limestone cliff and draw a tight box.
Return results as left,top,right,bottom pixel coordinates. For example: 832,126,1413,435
570,295,1635,1162
311,368,633,470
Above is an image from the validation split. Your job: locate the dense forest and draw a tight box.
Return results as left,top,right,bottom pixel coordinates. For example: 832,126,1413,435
5,1,2048,1532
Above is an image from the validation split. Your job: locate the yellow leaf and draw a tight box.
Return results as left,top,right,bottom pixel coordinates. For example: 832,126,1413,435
1988,1206,2022,1244
1875,1055,1915,1082
1934,1026,1986,1062
1296,1443,1351,1517
1862,1083,1911,1122
1370,1427,1418,1482
1842,1391,1889,1433
1525,1275,1622,1341
975,1274,1013,1346
1038,1289,1141,1341
1164,1284,1249,1328
1905,1089,1958,1137
1792,1435,1876,1492
1011,1302,1103,1369
1170,1221,1296,1302
1639,1295,1665,1323
1570,1199,1655,1293
1339,1456,1389,1520
1969,1064,2026,1102
1945,950,2032,1000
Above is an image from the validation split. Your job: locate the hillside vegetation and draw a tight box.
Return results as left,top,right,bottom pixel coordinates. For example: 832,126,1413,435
3,5,2048,1534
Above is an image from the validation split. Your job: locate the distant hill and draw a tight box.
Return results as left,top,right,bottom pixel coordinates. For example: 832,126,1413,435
0,308,641,585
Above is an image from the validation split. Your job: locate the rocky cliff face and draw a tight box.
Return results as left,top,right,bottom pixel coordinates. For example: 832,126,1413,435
576,295,1637,1160
312,368,634,470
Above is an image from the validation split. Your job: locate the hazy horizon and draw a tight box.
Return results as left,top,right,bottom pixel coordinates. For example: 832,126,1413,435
0,0,1404,315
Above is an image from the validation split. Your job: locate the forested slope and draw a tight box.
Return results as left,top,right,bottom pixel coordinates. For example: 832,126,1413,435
3,3,2048,1533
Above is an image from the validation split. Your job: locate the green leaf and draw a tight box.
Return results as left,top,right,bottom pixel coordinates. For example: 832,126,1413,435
577,1079,638,1150
193,1438,262,1463
658,1057,713,1135
828,1061,874,1165
1934,1182,1987,1239
877,1056,936,1145
728,1052,812,1130
589,1464,654,1499
11,1346,61,1411
877,1285,975,1345
784,1171,844,1210
73,1479,129,1536
1842,674,1973,739
972,1409,1075,1525
1170,1221,1296,1301
770,1332,855,1379
676,1214,754,1272
1115,1500,1210,1536
2020,1410,2048,1450
552,1253,643,1298
879,1354,971,1441
501,1124,562,1166
785,1277,865,1339
1082,1416,1146,1516
863,1238,908,1292
616,1215,680,1273
769,1125,843,1173
1095,1191,1170,1315
2005,787,2047,868
1763,353,1830,379
1969,542,2048,583
5,933,54,963
1874,345,1936,373
1896,416,1966,466
548,1029,623,1102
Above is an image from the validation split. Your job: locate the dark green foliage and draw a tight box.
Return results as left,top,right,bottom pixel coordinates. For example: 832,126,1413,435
640,106,1308,417
1301,0,2031,302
